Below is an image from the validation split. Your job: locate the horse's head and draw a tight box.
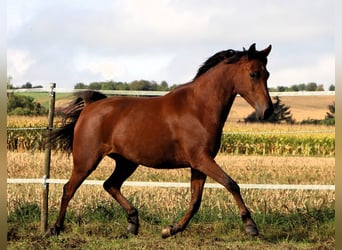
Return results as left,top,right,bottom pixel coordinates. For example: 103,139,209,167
233,43,273,120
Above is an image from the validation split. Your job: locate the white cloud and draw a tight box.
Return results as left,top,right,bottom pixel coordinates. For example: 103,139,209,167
74,56,126,80
7,49,35,76
269,54,335,87
74,52,174,82
7,0,334,88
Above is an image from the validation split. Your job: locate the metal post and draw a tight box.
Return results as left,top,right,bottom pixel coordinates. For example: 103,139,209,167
41,83,56,234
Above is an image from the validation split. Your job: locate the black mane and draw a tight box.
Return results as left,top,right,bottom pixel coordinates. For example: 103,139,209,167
194,49,246,79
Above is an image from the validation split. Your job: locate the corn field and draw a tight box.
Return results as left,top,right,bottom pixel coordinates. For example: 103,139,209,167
7,116,335,156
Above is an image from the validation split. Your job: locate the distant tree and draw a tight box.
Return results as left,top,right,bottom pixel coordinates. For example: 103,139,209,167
115,82,129,90
101,81,115,90
329,84,335,91
276,86,286,92
130,80,153,90
7,93,47,116
324,102,335,125
301,102,335,125
74,82,88,89
290,84,300,91
305,82,318,91
159,81,169,91
7,76,15,89
33,85,44,88
316,84,324,91
244,96,295,124
325,102,335,120
88,82,102,90
21,82,32,89
298,83,306,91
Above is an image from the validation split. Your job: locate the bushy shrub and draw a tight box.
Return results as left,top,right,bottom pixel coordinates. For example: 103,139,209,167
7,93,47,116
301,102,335,126
244,96,295,124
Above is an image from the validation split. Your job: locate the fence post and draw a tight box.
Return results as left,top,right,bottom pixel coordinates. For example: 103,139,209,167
41,83,56,234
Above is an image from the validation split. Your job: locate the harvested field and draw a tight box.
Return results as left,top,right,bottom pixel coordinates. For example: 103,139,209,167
228,95,334,122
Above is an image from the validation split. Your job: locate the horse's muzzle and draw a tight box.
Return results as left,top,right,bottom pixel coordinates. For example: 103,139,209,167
256,104,274,120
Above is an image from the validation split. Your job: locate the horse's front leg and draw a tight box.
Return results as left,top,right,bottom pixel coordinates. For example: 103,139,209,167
161,168,206,238
192,154,259,236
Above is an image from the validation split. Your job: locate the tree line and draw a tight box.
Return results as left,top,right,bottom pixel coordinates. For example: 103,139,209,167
74,81,335,92
74,80,173,91
7,75,335,92
268,82,335,92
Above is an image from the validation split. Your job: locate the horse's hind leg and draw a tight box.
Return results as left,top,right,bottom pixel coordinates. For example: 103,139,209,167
103,156,139,235
162,168,207,238
45,156,102,236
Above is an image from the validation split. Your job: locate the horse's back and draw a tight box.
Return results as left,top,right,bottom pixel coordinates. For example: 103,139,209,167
73,93,200,167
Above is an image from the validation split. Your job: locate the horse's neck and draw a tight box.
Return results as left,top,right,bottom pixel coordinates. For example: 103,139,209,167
193,66,237,132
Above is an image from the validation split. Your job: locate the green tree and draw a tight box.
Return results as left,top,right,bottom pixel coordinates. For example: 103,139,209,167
298,83,306,91
305,82,318,91
301,102,335,125
290,84,300,91
276,86,286,92
316,84,324,91
325,102,335,124
21,82,32,89
7,93,47,116
7,76,15,89
74,82,88,89
88,82,102,90
329,84,335,91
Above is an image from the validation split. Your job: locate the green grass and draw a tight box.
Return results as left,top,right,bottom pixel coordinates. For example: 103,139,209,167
7,196,335,249
16,92,73,109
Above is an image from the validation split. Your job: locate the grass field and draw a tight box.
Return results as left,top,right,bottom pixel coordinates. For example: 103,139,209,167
7,152,335,249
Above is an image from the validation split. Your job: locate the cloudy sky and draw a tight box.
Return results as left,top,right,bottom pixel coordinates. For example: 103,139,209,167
7,0,334,90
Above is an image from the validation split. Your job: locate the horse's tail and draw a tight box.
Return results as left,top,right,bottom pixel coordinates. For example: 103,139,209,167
47,90,107,154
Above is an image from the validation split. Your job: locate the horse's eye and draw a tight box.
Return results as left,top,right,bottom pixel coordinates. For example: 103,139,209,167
249,71,260,79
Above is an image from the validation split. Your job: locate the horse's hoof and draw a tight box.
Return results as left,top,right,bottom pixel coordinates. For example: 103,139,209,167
161,225,173,238
245,224,259,236
127,223,139,235
44,226,60,237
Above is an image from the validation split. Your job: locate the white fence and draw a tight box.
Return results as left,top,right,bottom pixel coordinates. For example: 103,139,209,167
7,177,335,191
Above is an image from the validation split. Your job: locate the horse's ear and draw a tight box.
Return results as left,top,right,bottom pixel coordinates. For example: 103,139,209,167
247,43,256,59
259,44,272,58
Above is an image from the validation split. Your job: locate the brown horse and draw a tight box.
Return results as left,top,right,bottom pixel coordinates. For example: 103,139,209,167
46,43,273,238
